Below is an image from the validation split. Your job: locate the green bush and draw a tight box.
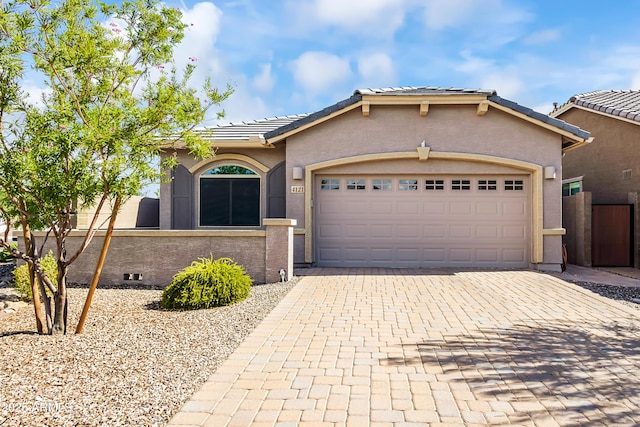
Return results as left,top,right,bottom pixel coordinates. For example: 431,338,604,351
12,251,58,302
161,256,252,310
0,243,17,262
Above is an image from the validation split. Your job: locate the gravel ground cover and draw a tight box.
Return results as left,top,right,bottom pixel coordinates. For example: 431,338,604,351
1,264,639,427
572,280,640,310
0,272,297,427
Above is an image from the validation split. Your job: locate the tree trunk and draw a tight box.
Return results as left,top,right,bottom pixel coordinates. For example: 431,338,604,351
51,265,68,335
76,197,121,334
21,221,45,334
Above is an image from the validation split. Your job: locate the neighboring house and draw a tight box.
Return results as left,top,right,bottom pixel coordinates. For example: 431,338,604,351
73,196,159,229
551,90,640,267
158,86,590,273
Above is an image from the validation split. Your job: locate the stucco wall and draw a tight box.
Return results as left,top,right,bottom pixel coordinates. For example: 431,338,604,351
159,145,286,230
559,108,640,204
31,230,267,285
285,104,564,266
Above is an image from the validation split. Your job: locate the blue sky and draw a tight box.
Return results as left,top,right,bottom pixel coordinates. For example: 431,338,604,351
162,0,640,126
21,1,638,126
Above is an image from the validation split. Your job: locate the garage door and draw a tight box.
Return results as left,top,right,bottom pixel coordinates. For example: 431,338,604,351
315,175,530,268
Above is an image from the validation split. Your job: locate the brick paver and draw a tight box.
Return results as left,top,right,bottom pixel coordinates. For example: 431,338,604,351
167,268,640,426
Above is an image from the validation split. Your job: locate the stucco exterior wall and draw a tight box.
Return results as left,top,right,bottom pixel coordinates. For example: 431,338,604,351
562,191,592,266
285,104,564,266
159,145,286,230
23,221,296,285
559,108,640,204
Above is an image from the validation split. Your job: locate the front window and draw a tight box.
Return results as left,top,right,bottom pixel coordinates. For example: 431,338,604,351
200,165,260,226
562,179,582,197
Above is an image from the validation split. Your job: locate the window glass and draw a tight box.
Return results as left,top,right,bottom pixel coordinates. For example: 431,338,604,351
347,179,366,190
373,179,392,190
478,180,497,190
452,179,471,190
321,179,340,190
562,181,582,197
200,165,260,226
426,179,444,190
505,180,524,191
399,179,418,190
202,165,256,175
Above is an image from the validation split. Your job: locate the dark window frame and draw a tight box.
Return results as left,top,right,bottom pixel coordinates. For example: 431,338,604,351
199,165,261,227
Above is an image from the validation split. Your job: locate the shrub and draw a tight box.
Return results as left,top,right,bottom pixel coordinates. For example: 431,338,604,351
12,251,58,302
161,256,252,310
0,243,17,262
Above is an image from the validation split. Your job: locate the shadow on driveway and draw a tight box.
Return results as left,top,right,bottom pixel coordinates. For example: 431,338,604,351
384,321,640,426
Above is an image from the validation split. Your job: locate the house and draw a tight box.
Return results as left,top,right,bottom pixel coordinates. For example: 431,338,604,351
154,86,589,276
43,86,591,285
550,90,640,268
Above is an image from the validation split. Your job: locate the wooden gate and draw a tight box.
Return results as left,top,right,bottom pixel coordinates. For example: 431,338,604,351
592,204,633,266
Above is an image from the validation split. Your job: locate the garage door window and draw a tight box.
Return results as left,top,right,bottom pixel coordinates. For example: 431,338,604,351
505,180,524,191
399,179,418,190
347,179,366,190
373,179,392,190
200,165,260,226
478,179,497,190
321,179,340,190
452,179,471,190
425,179,444,190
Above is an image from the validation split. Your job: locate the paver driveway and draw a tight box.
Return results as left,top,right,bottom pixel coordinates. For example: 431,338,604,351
168,269,640,426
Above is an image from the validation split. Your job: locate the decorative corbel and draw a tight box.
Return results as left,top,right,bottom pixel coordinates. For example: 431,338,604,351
477,101,489,116
420,101,429,117
362,101,370,117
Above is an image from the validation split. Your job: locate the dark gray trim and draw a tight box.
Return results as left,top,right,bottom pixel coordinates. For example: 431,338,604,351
171,164,194,230
266,161,286,218
489,95,591,140
264,94,362,139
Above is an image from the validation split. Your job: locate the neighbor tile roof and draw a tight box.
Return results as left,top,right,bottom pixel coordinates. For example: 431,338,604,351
265,86,590,140
559,90,640,123
195,114,309,140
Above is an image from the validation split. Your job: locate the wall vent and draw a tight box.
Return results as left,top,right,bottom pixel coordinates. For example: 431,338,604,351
623,169,632,180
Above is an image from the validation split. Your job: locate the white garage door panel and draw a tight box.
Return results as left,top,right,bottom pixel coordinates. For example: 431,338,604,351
315,175,530,268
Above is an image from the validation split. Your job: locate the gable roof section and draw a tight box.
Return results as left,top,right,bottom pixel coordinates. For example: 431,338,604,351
550,90,640,125
264,86,591,151
168,114,309,148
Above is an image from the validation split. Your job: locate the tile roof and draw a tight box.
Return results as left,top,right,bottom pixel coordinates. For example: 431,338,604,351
489,95,591,139
355,86,496,96
556,90,640,123
195,114,309,140
265,86,590,141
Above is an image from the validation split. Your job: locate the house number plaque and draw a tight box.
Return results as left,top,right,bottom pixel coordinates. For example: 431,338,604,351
290,186,305,193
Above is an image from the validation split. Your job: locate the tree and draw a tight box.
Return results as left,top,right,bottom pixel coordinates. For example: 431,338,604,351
0,0,231,334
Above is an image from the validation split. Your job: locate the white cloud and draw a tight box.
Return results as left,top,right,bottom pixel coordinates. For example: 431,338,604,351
423,0,532,34
454,51,494,74
632,71,640,90
523,29,561,45
290,51,352,93
176,3,223,67
357,53,397,87
252,63,275,93
23,84,51,108
481,70,524,99
288,0,407,37
315,0,405,29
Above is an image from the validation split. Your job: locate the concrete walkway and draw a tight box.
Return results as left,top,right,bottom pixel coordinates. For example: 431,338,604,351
167,268,640,426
